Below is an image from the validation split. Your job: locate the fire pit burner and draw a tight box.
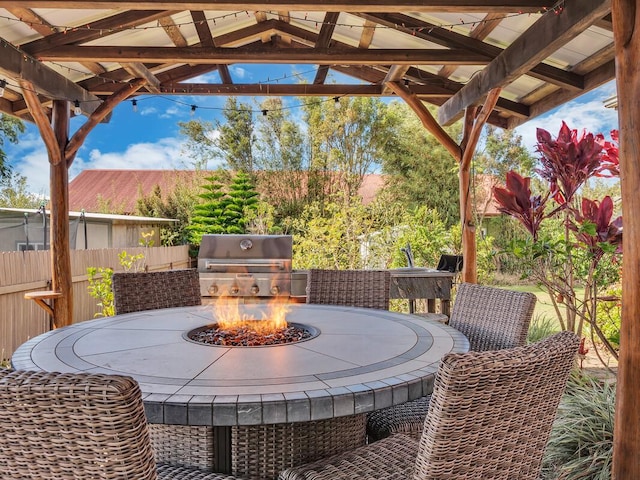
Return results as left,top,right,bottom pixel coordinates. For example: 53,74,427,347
186,322,318,347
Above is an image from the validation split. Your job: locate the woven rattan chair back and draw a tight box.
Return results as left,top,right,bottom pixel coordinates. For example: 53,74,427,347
449,282,537,351
306,269,391,310
414,331,579,480
113,269,202,315
0,370,158,480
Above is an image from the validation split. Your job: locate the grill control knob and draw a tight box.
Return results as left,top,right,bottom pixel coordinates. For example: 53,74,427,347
270,285,280,295
208,284,218,295
230,285,240,295
240,239,253,250
250,285,260,295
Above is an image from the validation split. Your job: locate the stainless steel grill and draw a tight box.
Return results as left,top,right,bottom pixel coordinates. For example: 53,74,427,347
197,234,293,298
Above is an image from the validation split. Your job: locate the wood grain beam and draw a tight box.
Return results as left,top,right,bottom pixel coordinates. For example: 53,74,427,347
439,12,503,78
0,1,553,14
386,81,461,161
0,38,102,117
191,10,232,84
313,12,340,84
39,45,490,65
359,12,585,90
611,1,640,477
358,20,377,48
19,79,62,165
7,7,106,78
21,10,177,55
508,59,615,129
438,0,611,125
121,62,161,92
159,15,188,47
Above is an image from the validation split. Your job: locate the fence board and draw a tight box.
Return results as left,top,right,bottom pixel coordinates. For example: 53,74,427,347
0,246,190,360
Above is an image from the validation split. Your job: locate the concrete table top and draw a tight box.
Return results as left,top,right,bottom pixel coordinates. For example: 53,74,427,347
12,304,469,427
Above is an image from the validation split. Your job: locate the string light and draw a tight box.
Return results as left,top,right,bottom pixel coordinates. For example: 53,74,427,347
190,104,197,116
262,109,268,116
0,3,563,38
0,79,5,97
131,99,138,113
73,100,82,115
333,97,340,108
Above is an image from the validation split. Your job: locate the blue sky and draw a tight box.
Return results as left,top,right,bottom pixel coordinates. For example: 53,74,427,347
5,64,619,197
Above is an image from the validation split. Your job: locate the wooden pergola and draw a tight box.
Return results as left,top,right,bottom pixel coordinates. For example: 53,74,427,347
0,1,637,476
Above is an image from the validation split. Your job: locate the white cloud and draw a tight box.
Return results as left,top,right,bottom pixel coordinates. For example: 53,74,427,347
140,106,158,116
9,136,202,196
231,66,247,79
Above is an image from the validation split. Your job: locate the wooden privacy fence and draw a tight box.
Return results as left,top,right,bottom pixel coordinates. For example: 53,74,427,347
0,246,190,360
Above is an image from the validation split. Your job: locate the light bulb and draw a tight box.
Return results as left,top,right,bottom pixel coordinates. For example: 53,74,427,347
131,99,138,113
334,97,340,108
0,79,6,98
262,109,268,116
190,105,197,116
73,100,82,115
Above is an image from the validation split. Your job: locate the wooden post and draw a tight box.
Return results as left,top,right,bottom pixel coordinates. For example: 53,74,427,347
611,0,640,477
458,89,501,284
51,100,73,327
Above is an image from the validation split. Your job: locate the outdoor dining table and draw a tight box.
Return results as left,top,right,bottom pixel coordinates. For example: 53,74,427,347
12,303,469,479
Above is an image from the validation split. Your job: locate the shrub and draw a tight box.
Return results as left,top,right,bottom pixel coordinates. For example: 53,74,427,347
542,373,614,480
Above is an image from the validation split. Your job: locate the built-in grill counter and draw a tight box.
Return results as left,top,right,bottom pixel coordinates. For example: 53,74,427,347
291,268,455,316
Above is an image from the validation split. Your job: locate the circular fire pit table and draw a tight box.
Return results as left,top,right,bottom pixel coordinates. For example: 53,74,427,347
12,303,468,479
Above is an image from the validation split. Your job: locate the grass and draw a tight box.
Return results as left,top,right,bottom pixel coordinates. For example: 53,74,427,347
541,373,615,480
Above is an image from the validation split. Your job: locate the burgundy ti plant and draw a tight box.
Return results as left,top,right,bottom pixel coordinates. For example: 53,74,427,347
493,122,621,365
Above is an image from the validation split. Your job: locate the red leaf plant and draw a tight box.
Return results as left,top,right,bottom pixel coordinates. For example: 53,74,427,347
535,121,608,205
597,129,620,178
493,171,548,241
571,196,623,260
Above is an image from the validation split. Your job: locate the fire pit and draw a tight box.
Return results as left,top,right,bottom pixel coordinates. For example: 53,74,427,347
187,287,315,346
186,322,315,347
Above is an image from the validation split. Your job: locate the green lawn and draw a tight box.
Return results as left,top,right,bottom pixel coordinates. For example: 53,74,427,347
502,284,585,328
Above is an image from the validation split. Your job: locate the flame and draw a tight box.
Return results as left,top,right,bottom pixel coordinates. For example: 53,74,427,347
213,287,291,334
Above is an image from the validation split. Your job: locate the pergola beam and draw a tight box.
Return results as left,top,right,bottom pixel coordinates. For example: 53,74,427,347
121,63,161,93
358,12,585,91
35,45,490,64
0,37,102,117
0,1,557,13
438,0,611,125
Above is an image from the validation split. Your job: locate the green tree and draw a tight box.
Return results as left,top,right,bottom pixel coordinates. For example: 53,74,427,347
136,173,201,246
224,171,259,234
381,102,461,226
0,172,42,208
255,98,310,219
188,171,230,244
304,97,396,203
216,97,255,171
177,119,217,169
0,114,26,180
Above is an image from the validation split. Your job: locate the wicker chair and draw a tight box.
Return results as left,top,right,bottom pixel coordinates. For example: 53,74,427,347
112,269,202,315
306,269,391,310
0,369,243,480
279,331,579,480
367,282,537,440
